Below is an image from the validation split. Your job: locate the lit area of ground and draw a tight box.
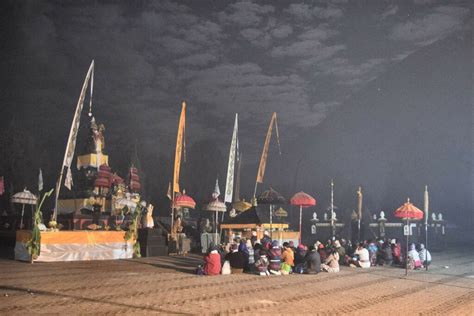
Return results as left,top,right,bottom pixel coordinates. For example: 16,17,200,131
0,247,473,315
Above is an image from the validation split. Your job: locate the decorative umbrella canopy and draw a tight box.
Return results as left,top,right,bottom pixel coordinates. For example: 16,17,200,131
205,199,227,212
233,200,252,212
394,198,424,220
274,207,288,217
173,191,196,209
257,187,286,205
12,189,37,205
290,191,316,208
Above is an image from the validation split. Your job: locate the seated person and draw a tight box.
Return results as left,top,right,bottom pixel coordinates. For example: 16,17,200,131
255,249,270,276
294,244,307,274
418,243,431,268
281,242,294,275
407,244,422,270
351,243,371,268
377,241,393,266
321,249,340,273
225,243,245,274
334,240,346,265
268,240,282,275
304,245,321,274
203,245,222,276
391,239,402,265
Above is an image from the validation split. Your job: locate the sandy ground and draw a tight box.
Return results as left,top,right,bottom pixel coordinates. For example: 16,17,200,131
0,247,473,315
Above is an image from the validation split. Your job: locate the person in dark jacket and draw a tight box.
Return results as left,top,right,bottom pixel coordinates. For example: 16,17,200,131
377,241,393,266
260,231,272,245
238,239,250,271
305,245,321,274
225,244,245,274
268,240,282,275
294,244,307,274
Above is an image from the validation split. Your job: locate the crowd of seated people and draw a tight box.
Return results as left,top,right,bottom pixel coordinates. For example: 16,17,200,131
199,232,432,276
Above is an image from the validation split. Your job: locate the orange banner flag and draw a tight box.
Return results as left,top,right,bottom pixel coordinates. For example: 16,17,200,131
173,102,186,193
256,112,281,184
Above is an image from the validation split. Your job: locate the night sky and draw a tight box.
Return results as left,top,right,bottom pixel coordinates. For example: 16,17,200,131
0,1,471,226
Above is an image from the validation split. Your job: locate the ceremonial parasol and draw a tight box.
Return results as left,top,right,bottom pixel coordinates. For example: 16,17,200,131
394,198,424,275
12,189,37,229
173,191,196,209
204,179,226,236
290,191,316,245
233,199,252,212
257,187,286,239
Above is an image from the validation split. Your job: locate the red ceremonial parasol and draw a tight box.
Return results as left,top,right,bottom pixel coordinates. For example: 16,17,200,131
290,191,317,245
173,191,196,209
394,198,424,275
394,198,424,220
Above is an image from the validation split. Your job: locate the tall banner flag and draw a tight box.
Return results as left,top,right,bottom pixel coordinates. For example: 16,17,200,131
54,60,95,220
38,169,43,192
225,114,238,203
256,112,281,184
63,60,95,190
173,102,186,193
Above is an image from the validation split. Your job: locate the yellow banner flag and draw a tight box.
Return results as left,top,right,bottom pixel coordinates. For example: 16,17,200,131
173,102,186,193
256,112,280,183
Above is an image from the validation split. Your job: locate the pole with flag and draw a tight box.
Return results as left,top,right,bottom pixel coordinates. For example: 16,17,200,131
331,180,335,239
424,185,429,270
253,112,281,203
224,114,238,204
53,60,95,221
171,101,186,234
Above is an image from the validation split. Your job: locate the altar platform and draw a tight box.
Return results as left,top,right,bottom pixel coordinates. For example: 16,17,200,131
14,230,133,262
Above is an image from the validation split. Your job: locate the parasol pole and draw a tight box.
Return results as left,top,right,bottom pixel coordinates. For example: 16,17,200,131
406,217,409,276
299,205,303,245
19,204,25,229
215,210,219,243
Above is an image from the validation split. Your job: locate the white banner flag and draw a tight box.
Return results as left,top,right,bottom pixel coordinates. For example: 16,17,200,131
63,61,94,169
65,167,73,190
224,114,238,203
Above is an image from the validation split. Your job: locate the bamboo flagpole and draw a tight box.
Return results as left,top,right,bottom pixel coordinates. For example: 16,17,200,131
53,60,95,221
357,186,363,241
331,180,335,239
253,112,281,201
171,101,186,235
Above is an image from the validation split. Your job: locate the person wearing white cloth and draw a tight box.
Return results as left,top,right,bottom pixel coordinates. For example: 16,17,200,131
351,243,371,268
418,243,432,268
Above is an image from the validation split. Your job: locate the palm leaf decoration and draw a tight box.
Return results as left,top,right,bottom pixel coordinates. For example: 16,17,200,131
26,188,54,261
